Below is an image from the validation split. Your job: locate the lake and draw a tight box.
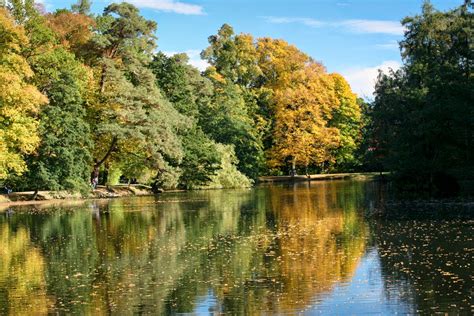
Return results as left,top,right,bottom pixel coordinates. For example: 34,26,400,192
0,180,472,314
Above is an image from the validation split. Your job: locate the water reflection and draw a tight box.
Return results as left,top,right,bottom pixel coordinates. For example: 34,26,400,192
0,181,472,314
374,219,473,314
0,224,52,315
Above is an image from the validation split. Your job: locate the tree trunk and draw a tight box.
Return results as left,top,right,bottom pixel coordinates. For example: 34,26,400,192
31,189,38,201
92,137,118,183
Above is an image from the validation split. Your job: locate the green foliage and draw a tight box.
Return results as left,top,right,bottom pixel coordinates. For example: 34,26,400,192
201,24,262,87
106,165,122,185
20,48,92,192
150,52,225,189
204,144,253,189
71,0,91,15
371,1,473,191
93,2,157,63
8,0,56,57
150,48,255,188
178,128,221,189
201,25,266,179
5,0,37,24
200,81,265,179
95,61,185,170
151,52,213,117
153,163,181,190
88,3,185,184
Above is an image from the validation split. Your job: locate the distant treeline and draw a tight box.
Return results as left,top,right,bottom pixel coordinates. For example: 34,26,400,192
0,1,471,194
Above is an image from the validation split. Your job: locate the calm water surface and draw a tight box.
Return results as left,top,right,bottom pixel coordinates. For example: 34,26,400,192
0,181,472,314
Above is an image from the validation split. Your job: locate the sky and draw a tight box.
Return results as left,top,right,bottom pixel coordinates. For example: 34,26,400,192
42,0,462,99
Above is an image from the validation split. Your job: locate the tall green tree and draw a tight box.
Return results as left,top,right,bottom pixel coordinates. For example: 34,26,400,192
201,25,265,179
371,1,473,191
201,24,262,88
150,52,221,189
88,3,185,184
200,77,264,179
21,49,92,192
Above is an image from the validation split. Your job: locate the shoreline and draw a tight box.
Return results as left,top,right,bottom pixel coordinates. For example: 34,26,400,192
1,173,384,209
258,172,387,183
0,185,156,210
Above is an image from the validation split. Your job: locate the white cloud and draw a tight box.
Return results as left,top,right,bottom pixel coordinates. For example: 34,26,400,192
162,49,209,71
261,16,324,27
124,0,204,15
376,40,400,50
341,60,401,99
263,16,404,35
185,50,209,71
340,20,405,35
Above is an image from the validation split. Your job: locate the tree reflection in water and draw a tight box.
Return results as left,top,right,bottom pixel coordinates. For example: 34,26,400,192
0,180,471,314
0,224,52,315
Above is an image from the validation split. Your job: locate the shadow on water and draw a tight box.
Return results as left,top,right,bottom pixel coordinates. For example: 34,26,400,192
0,180,472,314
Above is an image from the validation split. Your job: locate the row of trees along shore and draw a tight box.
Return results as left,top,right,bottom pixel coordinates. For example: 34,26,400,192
0,0,472,194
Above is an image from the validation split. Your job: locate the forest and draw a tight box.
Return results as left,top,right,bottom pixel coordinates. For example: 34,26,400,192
0,0,472,194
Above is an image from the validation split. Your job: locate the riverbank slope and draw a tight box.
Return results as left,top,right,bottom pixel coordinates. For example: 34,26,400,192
0,184,154,207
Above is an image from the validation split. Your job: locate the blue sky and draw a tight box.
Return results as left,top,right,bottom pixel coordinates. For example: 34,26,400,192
42,0,462,98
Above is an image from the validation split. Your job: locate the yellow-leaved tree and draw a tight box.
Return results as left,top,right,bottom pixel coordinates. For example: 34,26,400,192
257,39,341,172
328,73,362,171
256,37,309,90
0,8,47,179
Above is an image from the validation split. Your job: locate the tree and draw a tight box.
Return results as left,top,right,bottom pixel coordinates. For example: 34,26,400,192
2,3,94,192
150,52,221,189
204,144,253,189
202,25,363,176
268,63,340,172
46,9,95,58
87,3,185,185
5,0,37,24
256,37,310,90
201,24,262,88
328,73,362,171
0,8,47,179
90,60,185,183
20,48,92,192
199,78,265,179
6,0,56,59
151,52,212,117
371,1,473,192
201,25,266,179
71,0,91,15
178,128,221,189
